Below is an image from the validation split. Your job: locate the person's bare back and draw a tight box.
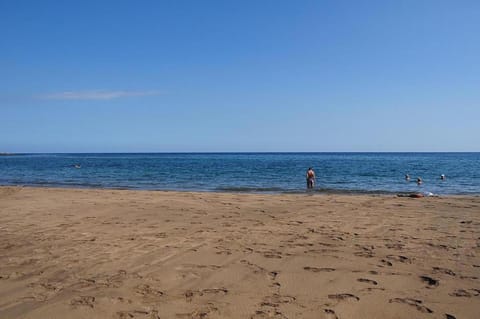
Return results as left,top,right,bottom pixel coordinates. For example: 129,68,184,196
306,167,315,189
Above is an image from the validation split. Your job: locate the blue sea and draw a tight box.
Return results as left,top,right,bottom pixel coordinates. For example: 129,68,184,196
0,153,479,195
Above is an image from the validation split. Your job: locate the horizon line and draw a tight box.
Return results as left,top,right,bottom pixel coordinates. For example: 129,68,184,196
3,151,479,155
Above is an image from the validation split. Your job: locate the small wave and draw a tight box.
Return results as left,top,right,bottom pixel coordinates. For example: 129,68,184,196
3,180,106,189
214,186,399,195
311,187,397,195
215,186,288,193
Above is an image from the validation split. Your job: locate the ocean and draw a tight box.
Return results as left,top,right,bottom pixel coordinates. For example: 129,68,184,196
0,153,479,195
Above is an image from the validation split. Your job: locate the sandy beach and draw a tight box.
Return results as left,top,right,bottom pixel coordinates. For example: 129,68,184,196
0,186,479,319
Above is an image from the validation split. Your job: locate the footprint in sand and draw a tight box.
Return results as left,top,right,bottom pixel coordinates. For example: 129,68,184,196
70,295,95,308
432,267,456,276
214,246,232,255
420,275,439,287
270,281,281,289
360,287,385,292
354,245,375,258
385,243,405,250
357,278,378,285
28,281,63,294
263,250,282,259
261,294,296,307
78,270,128,289
108,296,132,304
328,293,359,301
389,298,433,313
185,288,228,302
135,284,164,298
304,266,336,272
354,250,375,258
386,255,411,263
379,259,393,267
251,309,287,319
116,309,160,319
449,289,478,297
269,271,279,281
324,309,339,319
240,260,279,282
176,303,218,319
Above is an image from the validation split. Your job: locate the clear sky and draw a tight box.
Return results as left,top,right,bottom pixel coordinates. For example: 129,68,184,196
1,0,479,152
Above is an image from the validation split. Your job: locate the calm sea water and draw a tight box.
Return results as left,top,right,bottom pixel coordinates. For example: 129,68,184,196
0,153,479,195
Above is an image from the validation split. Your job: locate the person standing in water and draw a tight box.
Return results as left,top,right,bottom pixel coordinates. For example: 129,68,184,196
306,167,316,189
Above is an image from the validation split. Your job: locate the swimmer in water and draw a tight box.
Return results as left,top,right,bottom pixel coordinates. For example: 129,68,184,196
405,174,410,181
440,174,446,180
306,167,315,189
417,177,423,185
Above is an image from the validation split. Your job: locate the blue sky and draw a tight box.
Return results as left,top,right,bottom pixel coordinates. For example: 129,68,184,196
1,0,479,152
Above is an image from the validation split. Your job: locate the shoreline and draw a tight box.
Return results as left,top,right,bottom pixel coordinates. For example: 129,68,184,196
2,184,479,197
1,186,479,318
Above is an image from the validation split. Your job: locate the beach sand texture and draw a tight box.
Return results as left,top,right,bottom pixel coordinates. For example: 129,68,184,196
1,187,479,319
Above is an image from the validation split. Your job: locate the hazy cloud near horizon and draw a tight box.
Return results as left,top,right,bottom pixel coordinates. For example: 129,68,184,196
38,90,161,100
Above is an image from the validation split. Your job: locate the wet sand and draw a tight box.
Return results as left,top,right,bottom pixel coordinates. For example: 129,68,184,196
0,186,479,319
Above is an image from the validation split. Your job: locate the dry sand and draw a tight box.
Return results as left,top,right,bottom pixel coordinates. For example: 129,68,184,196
0,186,479,319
